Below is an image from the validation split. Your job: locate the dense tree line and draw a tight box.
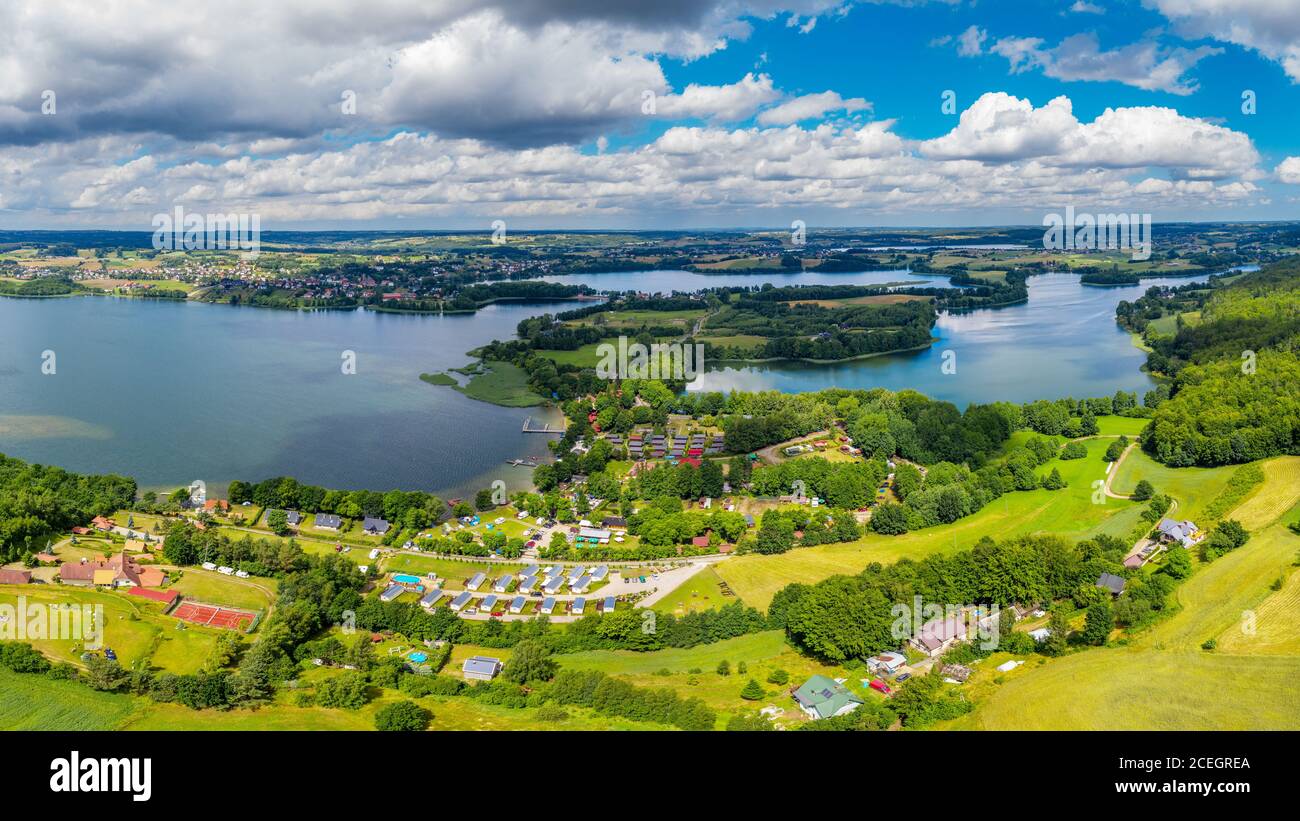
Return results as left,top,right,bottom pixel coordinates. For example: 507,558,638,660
1140,259,1300,466
0,454,137,562
228,476,445,532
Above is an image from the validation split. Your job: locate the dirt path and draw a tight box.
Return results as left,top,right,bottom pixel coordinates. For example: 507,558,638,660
1102,442,1138,500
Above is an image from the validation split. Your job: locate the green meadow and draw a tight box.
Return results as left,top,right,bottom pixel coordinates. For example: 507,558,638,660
942,460,1300,730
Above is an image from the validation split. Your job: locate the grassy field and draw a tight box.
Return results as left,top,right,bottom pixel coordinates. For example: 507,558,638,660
717,436,1142,609
0,584,226,674
942,465,1300,730
650,566,735,615
556,630,879,726
570,308,705,329
1223,457,1300,530
0,667,141,730
1109,449,1239,524
167,570,275,611
1093,415,1150,436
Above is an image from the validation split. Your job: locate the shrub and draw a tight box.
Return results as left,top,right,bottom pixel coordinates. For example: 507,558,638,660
375,700,432,731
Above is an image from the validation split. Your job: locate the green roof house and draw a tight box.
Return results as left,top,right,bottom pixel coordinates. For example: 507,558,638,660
792,675,865,720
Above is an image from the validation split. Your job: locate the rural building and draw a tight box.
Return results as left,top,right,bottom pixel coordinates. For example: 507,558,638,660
910,615,970,657
517,575,537,594
480,594,499,612
58,551,165,589
420,589,445,609
462,656,503,681
379,584,404,602
1156,518,1201,548
578,527,611,544
493,574,513,593
1029,627,1052,643
571,597,586,615
602,596,616,613
362,516,391,536
284,511,302,526
92,516,115,531
1096,572,1127,596
449,591,473,611
590,565,609,582
0,569,32,585
542,576,565,595
601,517,627,531
866,651,907,675
792,675,864,720
314,513,342,530
466,572,487,591
569,575,592,593
540,596,557,615
509,595,526,614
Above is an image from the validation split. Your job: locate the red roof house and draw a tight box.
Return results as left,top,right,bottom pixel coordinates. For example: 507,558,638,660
0,569,32,585
128,587,179,605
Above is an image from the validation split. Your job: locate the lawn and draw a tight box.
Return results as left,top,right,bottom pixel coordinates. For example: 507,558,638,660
650,566,737,615
380,555,509,585
717,437,1141,610
167,569,275,611
1092,415,1150,437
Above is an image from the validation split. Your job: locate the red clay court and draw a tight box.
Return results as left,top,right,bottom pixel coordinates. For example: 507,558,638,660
172,601,256,631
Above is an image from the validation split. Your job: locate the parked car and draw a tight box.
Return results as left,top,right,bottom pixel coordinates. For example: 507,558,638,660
869,678,892,694
895,672,911,683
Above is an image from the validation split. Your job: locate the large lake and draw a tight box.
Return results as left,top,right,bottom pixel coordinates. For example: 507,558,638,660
0,297,564,498
0,268,1204,494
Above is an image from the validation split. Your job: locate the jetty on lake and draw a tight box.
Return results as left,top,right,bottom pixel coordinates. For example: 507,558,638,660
521,417,565,434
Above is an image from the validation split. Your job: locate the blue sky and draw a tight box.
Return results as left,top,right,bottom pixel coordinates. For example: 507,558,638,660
0,0,1297,228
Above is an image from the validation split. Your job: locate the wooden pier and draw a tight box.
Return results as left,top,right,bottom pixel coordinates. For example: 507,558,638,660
521,417,565,434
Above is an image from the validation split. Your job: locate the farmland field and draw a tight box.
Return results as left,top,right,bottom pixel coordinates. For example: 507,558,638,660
1223,457,1300,530
0,667,140,730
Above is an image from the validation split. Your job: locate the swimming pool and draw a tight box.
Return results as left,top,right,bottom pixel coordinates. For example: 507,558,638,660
408,651,428,663
393,574,421,585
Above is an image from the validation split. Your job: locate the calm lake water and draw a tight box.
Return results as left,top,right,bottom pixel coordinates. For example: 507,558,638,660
0,297,562,498
689,272,1208,402
0,269,1203,493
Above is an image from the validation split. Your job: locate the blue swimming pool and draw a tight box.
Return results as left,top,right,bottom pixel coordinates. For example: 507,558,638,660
393,574,421,585
408,651,428,663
